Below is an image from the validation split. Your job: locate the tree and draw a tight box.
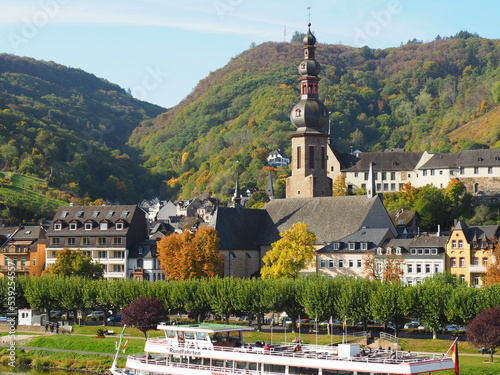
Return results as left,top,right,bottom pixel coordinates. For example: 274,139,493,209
332,175,347,196
261,222,317,279
291,31,306,43
370,281,408,337
483,239,500,285
121,297,167,338
46,249,103,279
467,307,500,362
246,190,270,209
363,252,405,281
157,227,223,280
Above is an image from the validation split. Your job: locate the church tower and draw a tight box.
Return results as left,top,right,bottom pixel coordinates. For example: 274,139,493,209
286,24,332,198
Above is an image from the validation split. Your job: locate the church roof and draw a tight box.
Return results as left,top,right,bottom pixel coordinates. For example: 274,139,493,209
262,195,396,244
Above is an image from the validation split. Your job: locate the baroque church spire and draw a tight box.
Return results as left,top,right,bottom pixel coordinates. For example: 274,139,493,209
286,23,332,199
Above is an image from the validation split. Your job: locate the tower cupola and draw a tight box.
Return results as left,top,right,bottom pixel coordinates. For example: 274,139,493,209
290,23,329,131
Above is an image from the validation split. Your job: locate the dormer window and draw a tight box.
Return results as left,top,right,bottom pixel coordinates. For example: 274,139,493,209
377,247,383,255
116,222,124,230
69,223,77,230
92,211,100,218
107,211,115,218
361,242,368,250
348,242,355,251
396,247,402,255
77,211,84,218
100,222,108,230
332,242,340,250
85,222,93,230
54,223,62,231
60,211,69,218
387,247,392,255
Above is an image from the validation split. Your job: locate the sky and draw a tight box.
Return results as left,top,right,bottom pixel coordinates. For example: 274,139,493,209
0,0,498,109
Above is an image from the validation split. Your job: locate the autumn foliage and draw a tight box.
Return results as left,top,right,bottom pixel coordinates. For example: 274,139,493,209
483,239,500,286
157,227,223,280
466,307,500,362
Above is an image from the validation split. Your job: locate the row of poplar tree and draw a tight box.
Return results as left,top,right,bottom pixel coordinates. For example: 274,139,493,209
2,274,499,338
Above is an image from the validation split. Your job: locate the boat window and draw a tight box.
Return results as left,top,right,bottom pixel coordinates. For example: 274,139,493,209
166,330,176,339
184,331,195,340
196,332,208,341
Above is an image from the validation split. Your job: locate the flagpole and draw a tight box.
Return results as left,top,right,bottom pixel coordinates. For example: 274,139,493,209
445,337,459,356
315,317,318,346
298,315,301,342
111,325,127,372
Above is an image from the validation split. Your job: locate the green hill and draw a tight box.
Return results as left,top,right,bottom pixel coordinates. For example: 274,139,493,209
0,54,167,206
129,36,500,200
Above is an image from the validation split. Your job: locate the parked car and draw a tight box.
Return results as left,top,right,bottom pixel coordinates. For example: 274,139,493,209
107,314,121,323
404,321,420,329
86,311,105,318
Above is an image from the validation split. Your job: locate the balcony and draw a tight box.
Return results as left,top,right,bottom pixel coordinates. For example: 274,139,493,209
0,265,30,273
1,247,30,255
469,264,486,273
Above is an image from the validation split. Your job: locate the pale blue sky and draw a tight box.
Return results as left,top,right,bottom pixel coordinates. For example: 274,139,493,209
0,0,498,108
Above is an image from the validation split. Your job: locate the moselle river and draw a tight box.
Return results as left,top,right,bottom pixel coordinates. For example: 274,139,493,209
0,365,84,374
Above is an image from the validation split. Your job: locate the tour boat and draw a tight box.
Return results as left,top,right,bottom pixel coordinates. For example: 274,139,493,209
110,322,455,375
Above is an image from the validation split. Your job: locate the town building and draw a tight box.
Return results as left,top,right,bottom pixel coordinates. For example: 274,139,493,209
0,225,47,277
446,220,500,286
267,149,290,168
45,204,149,279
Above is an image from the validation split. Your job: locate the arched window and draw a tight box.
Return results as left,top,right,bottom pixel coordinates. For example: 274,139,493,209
295,109,301,117
137,259,143,268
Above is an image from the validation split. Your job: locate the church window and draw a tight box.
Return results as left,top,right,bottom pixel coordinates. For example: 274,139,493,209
321,147,326,169
309,146,315,169
295,109,301,117
297,147,301,169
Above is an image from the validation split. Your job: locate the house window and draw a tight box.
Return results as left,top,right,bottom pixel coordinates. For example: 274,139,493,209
354,172,358,178
391,183,396,191
50,237,60,246
54,223,62,231
348,259,354,268
416,264,422,273
100,222,108,230
85,222,93,230
364,172,369,180
381,172,386,180
116,222,124,230
332,242,340,250
473,257,479,266
473,275,479,286
458,240,463,248
425,264,431,273
423,170,427,176
66,238,76,246
459,167,464,174
82,237,91,246
320,259,326,268
97,237,106,246
376,183,381,191
383,183,388,191
451,240,456,248
112,237,122,246
83,251,91,257
459,257,465,267
328,259,335,268
348,243,355,250
459,275,465,282
407,264,413,273
69,223,77,230
98,251,107,259
450,257,456,267
361,242,368,250
390,172,396,180
482,258,488,266
357,259,362,268
112,264,124,272
338,259,344,268
430,169,435,176
33,257,36,266
474,167,479,174
113,251,123,259
396,247,402,255
488,167,493,174
321,146,326,170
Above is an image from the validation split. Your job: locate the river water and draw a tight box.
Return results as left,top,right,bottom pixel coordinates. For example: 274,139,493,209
0,365,83,374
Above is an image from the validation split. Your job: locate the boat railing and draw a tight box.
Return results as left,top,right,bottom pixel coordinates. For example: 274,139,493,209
143,339,451,365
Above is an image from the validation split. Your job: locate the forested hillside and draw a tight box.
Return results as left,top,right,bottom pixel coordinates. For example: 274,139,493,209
0,54,166,205
129,35,500,201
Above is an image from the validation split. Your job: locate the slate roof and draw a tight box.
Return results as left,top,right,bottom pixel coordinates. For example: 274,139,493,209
317,228,393,254
46,205,140,236
419,153,459,169
383,237,414,253
262,196,396,244
410,235,448,248
457,149,500,167
341,152,424,172
388,210,418,226
209,207,272,250
129,239,157,259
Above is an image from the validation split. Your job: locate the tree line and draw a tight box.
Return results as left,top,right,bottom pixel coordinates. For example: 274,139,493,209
2,274,499,338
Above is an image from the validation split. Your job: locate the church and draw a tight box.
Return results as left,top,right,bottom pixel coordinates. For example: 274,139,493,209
208,24,399,279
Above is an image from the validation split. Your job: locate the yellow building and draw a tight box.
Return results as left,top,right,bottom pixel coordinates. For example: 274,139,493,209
446,220,499,286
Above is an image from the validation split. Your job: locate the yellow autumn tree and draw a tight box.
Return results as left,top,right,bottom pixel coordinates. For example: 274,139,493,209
332,174,347,196
261,222,317,279
363,252,405,281
157,227,223,280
